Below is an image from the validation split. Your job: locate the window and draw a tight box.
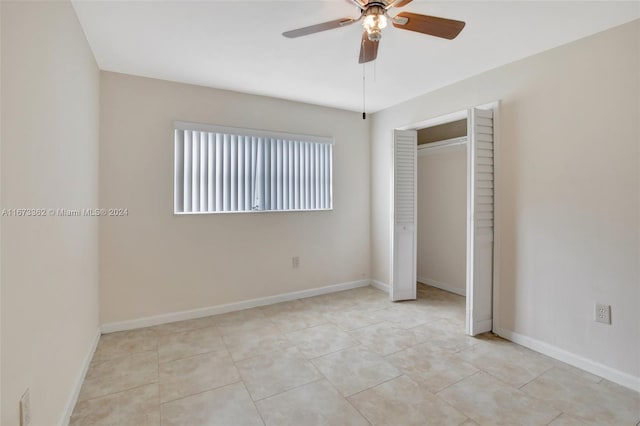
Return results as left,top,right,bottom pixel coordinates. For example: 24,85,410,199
174,122,333,214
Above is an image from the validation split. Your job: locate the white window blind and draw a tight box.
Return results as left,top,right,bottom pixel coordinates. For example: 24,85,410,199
174,122,333,214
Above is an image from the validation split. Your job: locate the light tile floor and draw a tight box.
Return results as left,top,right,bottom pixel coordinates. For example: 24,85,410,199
71,284,640,426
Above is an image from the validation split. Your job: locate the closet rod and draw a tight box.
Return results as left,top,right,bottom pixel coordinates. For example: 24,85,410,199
417,136,468,151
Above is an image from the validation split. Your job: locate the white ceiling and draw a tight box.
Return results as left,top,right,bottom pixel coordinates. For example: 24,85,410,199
71,1,639,112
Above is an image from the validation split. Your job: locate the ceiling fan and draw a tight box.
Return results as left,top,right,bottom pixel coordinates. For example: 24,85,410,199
283,0,465,64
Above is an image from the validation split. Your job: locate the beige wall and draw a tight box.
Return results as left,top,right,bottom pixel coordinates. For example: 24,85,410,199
99,72,370,324
371,20,639,379
417,146,467,295
1,2,100,425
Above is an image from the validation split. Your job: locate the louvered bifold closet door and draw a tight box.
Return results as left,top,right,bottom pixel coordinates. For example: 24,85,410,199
466,107,495,335
175,126,332,214
392,130,418,301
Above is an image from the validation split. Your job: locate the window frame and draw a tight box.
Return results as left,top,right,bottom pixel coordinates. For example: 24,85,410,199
173,121,334,215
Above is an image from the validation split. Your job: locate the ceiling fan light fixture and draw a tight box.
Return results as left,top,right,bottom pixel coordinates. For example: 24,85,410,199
363,13,387,32
362,5,387,41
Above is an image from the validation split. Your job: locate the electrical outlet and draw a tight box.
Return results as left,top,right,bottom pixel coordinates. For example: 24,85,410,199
595,303,611,325
292,256,300,269
20,389,31,426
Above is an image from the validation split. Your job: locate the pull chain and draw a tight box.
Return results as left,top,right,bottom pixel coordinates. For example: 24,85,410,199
362,63,366,120
374,59,377,83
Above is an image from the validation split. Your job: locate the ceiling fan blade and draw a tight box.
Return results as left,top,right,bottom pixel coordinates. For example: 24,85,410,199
392,12,465,39
359,32,379,64
386,0,413,9
283,17,357,38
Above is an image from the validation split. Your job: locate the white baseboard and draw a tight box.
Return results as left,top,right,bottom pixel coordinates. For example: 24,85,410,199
417,276,466,296
495,327,640,393
101,279,372,333
371,280,389,293
59,328,101,426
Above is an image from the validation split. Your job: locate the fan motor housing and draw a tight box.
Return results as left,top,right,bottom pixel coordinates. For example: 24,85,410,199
363,4,386,17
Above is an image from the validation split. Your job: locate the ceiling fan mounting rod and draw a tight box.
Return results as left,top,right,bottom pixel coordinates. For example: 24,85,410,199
365,2,388,12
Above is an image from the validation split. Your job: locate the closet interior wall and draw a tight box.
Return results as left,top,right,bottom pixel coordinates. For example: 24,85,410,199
416,120,468,296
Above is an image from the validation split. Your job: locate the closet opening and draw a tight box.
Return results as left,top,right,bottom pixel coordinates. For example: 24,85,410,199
416,119,468,332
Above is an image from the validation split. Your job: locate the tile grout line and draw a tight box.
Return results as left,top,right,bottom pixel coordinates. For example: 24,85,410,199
76,381,160,404
545,411,565,425
273,316,332,334
158,346,232,365
90,347,159,367
343,373,404,400
428,373,484,423
159,379,244,406
434,371,484,425
249,376,327,403
517,364,555,390
239,380,267,426
223,330,324,406
227,338,297,364
435,370,482,395
342,319,388,332
156,319,267,410
324,378,374,425
303,342,361,361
